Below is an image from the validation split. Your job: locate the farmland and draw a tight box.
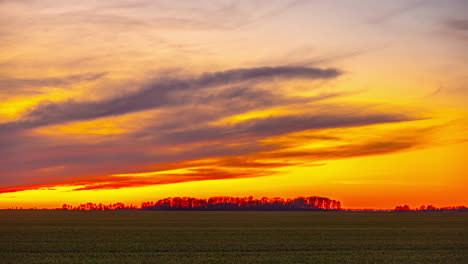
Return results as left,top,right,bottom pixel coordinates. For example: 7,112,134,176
0,210,466,264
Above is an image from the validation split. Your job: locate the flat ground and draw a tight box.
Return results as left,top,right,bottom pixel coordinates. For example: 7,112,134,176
0,210,466,264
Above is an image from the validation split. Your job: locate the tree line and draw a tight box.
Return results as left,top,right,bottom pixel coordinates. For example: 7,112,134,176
394,205,467,211
61,202,137,210
141,196,342,210
60,196,342,210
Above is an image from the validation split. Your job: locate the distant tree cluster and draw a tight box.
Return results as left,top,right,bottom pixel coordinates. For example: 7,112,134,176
394,205,467,211
61,202,137,210
141,196,341,210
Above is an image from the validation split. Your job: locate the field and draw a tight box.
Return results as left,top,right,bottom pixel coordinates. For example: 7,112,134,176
0,210,466,264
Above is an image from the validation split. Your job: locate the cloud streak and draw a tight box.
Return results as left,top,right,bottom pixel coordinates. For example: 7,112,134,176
0,66,340,132
155,112,414,145
367,0,427,24
0,125,427,194
0,102,419,182
0,72,107,96
0,63,428,193
446,18,468,31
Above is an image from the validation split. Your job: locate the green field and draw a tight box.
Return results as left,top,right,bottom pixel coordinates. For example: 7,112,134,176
0,210,466,264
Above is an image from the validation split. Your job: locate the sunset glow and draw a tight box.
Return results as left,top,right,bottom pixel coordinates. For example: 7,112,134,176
1,0,467,209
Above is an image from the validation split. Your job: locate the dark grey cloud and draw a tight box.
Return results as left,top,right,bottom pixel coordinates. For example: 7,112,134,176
260,135,423,161
0,72,107,95
0,123,429,190
0,66,340,132
446,18,468,31
0,102,419,186
0,64,345,186
0,63,345,186
0,130,271,186
133,91,342,136
155,112,415,145
0,62,425,191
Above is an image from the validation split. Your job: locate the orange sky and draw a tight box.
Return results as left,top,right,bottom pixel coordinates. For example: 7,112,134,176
0,0,467,209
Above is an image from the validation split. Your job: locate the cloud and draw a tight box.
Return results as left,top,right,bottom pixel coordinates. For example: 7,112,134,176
0,0,307,44
0,63,428,193
446,18,468,31
261,137,421,161
0,107,423,190
0,103,417,175
154,112,415,145
367,0,427,24
72,168,268,191
0,126,428,194
441,18,468,43
0,166,269,194
0,72,107,96
0,66,340,132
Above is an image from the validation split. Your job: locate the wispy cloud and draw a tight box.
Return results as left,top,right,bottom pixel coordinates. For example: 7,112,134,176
0,125,428,193
367,0,427,24
446,18,468,31
0,59,431,192
0,66,340,132
0,72,106,96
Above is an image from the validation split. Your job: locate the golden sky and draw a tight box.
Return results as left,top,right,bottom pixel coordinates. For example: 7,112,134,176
0,0,467,209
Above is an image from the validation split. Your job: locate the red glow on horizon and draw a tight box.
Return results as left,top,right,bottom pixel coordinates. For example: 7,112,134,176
4,196,466,212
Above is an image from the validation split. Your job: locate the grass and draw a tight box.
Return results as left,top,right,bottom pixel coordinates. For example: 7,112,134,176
0,210,466,264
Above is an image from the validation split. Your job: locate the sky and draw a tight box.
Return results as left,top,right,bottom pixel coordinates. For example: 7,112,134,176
0,0,467,209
